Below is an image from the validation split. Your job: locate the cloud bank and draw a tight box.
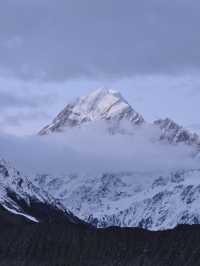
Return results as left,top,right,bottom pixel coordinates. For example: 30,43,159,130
0,122,198,176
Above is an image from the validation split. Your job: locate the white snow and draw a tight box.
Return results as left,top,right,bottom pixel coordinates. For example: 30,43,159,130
0,158,68,223
39,88,144,135
3,205,39,223
34,170,200,230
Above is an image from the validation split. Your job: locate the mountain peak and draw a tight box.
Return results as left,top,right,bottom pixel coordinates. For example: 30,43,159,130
86,88,124,102
39,88,144,135
154,118,200,146
86,87,122,97
76,88,128,119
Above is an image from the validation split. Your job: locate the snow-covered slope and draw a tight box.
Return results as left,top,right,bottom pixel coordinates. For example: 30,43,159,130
39,88,144,135
0,158,79,224
34,169,200,230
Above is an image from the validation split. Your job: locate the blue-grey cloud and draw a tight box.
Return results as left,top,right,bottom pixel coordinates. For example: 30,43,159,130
0,91,39,110
0,122,198,175
0,0,200,80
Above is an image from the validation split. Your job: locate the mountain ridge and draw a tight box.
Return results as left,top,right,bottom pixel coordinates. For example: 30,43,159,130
39,88,200,149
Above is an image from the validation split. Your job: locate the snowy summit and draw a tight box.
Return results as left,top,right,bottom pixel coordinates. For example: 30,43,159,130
39,88,144,135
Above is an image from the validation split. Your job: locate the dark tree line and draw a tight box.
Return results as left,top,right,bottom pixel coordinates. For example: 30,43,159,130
0,208,199,266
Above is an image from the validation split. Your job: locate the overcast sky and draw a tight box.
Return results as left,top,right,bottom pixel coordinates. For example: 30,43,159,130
1,0,200,135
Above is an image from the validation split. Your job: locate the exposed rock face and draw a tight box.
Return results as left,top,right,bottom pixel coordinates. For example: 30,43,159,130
154,118,200,147
39,88,144,135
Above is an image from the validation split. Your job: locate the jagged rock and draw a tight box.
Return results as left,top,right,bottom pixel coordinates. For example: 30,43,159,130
154,118,200,147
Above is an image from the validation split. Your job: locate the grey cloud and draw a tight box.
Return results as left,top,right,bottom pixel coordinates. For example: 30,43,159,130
0,122,198,175
0,86,56,111
0,82,57,134
0,91,38,110
0,0,200,80
0,111,50,127
1,73,200,136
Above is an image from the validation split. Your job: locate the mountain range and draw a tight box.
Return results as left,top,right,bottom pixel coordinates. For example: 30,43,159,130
1,88,200,265
39,88,200,147
0,88,200,266
33,88,200,230
1,88,200,230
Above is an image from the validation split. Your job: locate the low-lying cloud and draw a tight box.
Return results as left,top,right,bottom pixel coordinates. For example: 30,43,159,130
0,122,199,176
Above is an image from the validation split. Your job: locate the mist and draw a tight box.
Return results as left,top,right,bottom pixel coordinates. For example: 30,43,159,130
0,122,199,176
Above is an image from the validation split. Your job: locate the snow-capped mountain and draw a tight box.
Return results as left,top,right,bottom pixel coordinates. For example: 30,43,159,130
39,88,144,135
0,158,80,224
34,169,200,230
89,170,200,230
39,88,200,149
155,118,200,147
34,88,200,230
